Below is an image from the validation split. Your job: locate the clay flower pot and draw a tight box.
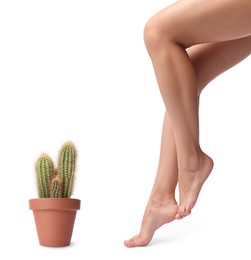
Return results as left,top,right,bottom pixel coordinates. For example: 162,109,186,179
29,198,81,247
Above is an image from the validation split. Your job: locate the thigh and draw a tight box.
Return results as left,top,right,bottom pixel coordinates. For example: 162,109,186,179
153,0,251,47
187,36,251,92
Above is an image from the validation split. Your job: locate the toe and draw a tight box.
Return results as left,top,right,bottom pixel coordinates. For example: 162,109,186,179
175,212,184,220
185,207,191,216
124,235,138,248
124,239,133,248
124,234,150,248
176,205,192,219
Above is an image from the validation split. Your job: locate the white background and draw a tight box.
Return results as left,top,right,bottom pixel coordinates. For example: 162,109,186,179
1,0,251,259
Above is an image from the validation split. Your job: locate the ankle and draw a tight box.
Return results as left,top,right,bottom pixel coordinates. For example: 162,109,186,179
150,193,176,207
179,152,205,172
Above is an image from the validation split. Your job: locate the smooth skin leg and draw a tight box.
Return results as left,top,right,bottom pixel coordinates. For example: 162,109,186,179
124,111,179,248
124,2,251,246
143,0,251,220
124,36,251,248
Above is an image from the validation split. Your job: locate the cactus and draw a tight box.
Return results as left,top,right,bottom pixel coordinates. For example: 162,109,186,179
35,153,55,198
50,172,62,198
34,141,77,198
58,141,77,198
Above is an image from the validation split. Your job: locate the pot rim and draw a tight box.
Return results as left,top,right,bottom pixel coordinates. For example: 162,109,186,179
29,198,81,211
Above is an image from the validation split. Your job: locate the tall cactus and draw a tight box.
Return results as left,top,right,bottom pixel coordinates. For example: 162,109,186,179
35,153,55,198
58,141,77,198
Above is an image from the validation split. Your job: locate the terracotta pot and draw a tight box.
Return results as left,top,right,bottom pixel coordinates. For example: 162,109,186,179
29,198,81,247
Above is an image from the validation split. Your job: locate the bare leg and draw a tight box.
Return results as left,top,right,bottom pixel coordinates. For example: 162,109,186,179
124,111,179,247
143,0,251,219
124,8,251,247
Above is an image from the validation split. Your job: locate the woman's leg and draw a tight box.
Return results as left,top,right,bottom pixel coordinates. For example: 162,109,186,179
124,36,251,249
143,0,251,219
124,111,179,248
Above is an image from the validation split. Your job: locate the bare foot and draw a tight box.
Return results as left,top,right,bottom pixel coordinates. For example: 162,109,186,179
176,153,214,219
124,198,178,248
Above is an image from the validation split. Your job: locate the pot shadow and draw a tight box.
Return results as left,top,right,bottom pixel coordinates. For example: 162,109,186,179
38,241,78,249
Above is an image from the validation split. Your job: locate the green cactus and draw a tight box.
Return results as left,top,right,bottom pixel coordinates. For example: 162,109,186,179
35,153,55,198
58,141,77,198
50,173,62,198
34,141,77,199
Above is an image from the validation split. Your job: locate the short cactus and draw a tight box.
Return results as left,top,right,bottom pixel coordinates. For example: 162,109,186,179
50,173,62,198
35,141,77,198
58,141,77,198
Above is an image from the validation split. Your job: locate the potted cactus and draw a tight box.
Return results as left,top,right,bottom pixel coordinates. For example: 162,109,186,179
29,141,81,247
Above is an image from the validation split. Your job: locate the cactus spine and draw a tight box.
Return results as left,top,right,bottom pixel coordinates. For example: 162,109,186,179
58,141,77,198
35,153,54,198
35,141,77,198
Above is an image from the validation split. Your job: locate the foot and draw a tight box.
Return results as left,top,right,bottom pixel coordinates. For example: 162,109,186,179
124,198,178,248
176,153,214,219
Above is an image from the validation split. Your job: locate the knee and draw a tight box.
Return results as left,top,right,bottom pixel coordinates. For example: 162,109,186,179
143,15,175,54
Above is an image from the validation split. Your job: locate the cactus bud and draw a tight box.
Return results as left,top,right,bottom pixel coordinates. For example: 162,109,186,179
50,170,63,198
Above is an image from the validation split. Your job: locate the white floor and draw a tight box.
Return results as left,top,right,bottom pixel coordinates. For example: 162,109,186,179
3,175,251,260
